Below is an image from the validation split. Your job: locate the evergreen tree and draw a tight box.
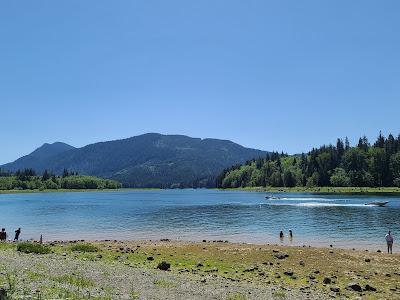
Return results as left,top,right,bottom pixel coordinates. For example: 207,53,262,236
62,168,69,178
336,138,344,158
42,170,50,181
345,137,350,150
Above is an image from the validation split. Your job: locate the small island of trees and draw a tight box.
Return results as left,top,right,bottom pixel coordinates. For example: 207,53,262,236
0,168,121,191
216,132,400,189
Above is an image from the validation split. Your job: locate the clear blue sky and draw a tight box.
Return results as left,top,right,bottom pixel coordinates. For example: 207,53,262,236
1,1,399,164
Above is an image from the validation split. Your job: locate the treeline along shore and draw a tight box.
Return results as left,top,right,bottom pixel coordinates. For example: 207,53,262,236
217,132,400,190
0,168,121,191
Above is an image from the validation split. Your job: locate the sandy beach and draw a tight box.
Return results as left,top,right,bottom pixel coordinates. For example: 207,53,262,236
0,239,399,299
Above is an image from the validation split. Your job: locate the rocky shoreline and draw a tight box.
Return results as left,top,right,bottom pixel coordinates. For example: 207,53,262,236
0,240,399,299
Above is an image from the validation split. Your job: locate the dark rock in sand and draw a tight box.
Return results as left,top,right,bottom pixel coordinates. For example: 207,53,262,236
196,263,203,267
204,268,218,273
157,261,171,271
202,240,206,243
377,250,381,253
274,253,289,260
147,256,154,261
0,288,7,299
330,287,340,293
283,269,294,276
364,284,376,292
179,269,189,273
347,282,362,292
284,270,294,276
365,258,371,262
244,266,258,272
323,277,331,284
313,270,320,274
299,260,305,266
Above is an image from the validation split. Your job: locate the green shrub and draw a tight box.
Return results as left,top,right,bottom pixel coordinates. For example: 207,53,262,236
226,292,247,300
70,243,98,252
17,242,51,254
53,274,94,288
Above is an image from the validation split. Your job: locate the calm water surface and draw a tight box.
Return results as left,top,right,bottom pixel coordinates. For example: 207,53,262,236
0,190,399,251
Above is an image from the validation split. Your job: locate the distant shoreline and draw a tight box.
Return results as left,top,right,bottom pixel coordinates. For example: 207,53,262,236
2,186,400,195
0,188,160,195
220,186,400,194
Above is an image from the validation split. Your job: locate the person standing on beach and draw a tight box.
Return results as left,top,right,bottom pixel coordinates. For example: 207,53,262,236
385,230,394,254
0,228,7,241
14,228,21,241
279,231,284,239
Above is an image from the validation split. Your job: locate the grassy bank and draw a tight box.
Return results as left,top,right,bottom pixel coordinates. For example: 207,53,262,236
220,186,400,194
0,240,399,299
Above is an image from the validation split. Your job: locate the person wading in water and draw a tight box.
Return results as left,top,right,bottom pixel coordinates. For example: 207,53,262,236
14,228,21,241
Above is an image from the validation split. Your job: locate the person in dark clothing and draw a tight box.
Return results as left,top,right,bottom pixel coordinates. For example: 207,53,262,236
279,230,284,239
14,228,21,241
0,228,7,241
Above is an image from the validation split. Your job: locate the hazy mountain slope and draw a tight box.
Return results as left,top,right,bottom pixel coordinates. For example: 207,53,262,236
1,142,75,173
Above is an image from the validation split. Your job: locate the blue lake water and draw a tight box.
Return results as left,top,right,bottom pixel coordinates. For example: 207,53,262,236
0,189,399,251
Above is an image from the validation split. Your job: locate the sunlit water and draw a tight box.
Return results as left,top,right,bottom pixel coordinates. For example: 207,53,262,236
0,189,399,251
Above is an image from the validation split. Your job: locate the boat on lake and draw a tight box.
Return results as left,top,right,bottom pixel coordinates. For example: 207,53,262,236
364,201,389,207
265,195,281,200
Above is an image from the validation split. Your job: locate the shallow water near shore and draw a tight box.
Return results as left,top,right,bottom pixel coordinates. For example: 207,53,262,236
0,189,398,251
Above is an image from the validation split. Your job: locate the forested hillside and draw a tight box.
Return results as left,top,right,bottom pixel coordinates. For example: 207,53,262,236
216,132,400,188
0,168,121,191
1,133,266,188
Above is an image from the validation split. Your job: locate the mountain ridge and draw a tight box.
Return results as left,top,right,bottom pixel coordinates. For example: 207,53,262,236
1,133,267,188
